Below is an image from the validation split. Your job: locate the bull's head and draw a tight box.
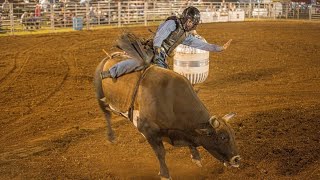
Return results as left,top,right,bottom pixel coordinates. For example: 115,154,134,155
196,113,240,168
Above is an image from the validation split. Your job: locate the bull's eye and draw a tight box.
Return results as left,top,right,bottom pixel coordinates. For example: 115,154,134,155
206,131,213,136
220,133,229,142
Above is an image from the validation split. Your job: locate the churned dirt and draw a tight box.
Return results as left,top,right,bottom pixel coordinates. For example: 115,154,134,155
0,21,319,179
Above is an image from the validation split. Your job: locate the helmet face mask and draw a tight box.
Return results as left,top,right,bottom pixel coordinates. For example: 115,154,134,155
184,19,196,31
181,6,200,31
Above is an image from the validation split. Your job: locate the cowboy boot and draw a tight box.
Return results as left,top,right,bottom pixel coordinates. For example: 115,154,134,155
100,70,112,79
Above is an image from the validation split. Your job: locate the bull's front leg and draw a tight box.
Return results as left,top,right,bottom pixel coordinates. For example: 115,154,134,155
137,118,171,179
189,146,202,167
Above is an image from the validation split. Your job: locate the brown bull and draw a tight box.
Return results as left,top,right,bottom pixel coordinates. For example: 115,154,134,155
94,56,240,179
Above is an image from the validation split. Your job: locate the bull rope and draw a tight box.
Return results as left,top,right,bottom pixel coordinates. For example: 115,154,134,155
102,49,130,60
128,65,153,122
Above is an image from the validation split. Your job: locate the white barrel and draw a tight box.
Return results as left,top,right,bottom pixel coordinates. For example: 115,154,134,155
173,35,209,84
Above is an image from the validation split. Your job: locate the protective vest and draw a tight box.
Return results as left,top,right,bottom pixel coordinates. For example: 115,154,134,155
161,16,189,56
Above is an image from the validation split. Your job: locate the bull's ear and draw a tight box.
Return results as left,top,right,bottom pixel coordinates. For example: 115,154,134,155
223,112,236,122
209,116,220,128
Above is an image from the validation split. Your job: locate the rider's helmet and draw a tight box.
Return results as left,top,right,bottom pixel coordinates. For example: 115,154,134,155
180,6,201,31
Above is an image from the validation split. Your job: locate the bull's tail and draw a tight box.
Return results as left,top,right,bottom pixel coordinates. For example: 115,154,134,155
94,57,115,142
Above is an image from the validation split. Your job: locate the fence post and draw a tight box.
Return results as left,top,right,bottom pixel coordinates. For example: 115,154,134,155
9,3,14,35
63,2,66,28
170,1,172,16
268,3,271,18
293,7,295,18
118,1,121,27
309,6,311,20
86,2,89,30
258,3,260,20
98,2,100,25
248,2,251,18
50,4,55,30
127,2,130,24
108,1,111,25
273,2,276,20
153,1,156,22
144,2,148,26
75,3,77,16
285,3,288,19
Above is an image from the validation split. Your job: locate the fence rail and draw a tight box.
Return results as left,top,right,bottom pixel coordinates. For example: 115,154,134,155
1,1,320,34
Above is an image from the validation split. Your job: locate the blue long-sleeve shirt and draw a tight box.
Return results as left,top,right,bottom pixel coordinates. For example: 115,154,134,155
153,20,224,52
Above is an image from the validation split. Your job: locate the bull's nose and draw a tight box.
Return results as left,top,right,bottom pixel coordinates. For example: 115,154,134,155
230,155,241,167
232,155,241,163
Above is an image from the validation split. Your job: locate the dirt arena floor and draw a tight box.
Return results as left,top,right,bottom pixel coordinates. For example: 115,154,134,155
0,21,319,179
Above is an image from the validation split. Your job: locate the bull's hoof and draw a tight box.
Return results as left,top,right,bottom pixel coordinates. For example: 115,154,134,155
160,176,172,180
107,138,116,144
190,155,202,167
107,134,116,143
191,158,202,167
158,172,171,180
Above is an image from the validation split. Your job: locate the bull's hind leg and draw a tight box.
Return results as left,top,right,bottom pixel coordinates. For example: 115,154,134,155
137,118,171,180
189,146,202,167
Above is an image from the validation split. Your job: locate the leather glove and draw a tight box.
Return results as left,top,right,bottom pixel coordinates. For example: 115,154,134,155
223,39,232,50
154,46,161,55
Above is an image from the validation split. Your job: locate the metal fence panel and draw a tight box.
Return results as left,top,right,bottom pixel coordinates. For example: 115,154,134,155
1,1,319,35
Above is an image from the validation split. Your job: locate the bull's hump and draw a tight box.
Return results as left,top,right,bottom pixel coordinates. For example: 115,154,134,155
144,66,191,86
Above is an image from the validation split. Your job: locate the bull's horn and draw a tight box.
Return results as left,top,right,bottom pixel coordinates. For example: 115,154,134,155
223,112,236,122
209,116,220,128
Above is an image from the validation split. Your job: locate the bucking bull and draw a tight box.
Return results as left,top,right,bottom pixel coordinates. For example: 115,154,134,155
93,36,240,179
